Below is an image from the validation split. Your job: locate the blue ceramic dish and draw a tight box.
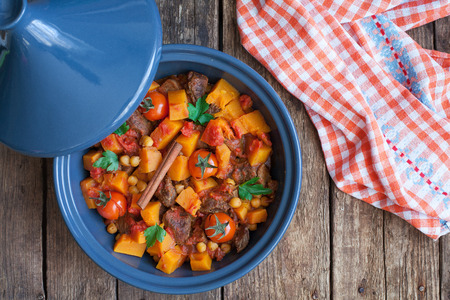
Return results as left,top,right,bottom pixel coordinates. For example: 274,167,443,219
54,44,302,294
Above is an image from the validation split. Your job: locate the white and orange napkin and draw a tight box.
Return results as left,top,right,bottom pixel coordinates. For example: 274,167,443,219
237,0,450,239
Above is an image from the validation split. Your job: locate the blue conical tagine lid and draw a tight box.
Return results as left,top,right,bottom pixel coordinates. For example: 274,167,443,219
0,0,162,157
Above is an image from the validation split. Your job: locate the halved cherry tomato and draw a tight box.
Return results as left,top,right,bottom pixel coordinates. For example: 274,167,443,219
204,213,236,243
139,91,168,121
188,149,218,180
93,191,127,220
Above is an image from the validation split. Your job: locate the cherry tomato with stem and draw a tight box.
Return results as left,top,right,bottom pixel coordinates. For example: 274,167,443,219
90,191,127,220
204,213,236,243
139,91,168,121
188,149,218,180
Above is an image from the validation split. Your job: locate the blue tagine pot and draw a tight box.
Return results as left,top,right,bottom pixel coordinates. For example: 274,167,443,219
1,0,302,294
0,0,162,157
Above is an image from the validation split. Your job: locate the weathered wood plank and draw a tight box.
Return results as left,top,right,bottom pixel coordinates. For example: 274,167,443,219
222,1,331,299
45,159,117,299
116,1,221,297
0,144,45,299
331,192,385,299
435,16,450,300
382,23,440,300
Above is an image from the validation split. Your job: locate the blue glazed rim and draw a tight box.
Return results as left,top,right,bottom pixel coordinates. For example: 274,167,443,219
54,44,302,294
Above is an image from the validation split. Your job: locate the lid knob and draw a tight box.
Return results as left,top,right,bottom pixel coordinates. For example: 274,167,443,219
0,0,26,30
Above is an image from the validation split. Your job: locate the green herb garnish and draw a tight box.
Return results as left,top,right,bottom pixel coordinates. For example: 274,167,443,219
238,177,272,201
188,95,214,125
195,153,217,178
144,225,167,248
114,122,129,136
140,96,155,113
89,191,111,208
92,150,119,172
205,215,229,240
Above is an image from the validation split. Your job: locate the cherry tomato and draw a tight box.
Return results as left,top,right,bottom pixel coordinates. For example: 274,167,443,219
204,213,236,243
139,91,168,121
188,149,218,180
95,191,127,220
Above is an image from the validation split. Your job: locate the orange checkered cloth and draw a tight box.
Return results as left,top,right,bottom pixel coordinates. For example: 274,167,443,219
237,0,450,239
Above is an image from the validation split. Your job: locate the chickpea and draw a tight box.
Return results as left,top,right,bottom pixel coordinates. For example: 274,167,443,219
220,243,231,254
196,242,206,253
106,223,117,234
261,196,271,207
140,135,154,147
251,197,261,208
119,155,130,166
207,241,218,251
224,178,236,186
248,224,257,231
130,156,141,167
229,197,242,208
175,184,185,194
136,180,147,192
128,185,139,194
127,175,138,186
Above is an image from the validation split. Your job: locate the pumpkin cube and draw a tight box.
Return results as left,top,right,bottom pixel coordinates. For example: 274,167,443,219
233,206,248,222
147,232,175,257
150,118,183,150
247,138,272,167
215,144,231,179
100,134,123,155
168,156,191,181
190,251,212,271
230,118,248,139
130,228,147,244
175,187,201,216
176,130,200,157
102,170,129,195
113,234,147,257
191,177,218,193
80,177,100,209
156,245,186,274
247,208,268,224
140,201,161,227
205,79,240,109
131,168,149,182
148,81,160,92
238,110,271,135
214,98,245,121
128,193,142,215
168,90,189,121
83,150,103,171
139,147,162,173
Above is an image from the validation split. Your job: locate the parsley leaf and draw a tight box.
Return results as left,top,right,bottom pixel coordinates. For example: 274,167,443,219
92,150,119,172
144,225,167,248
89,191,111,208
114,122,129,136
195,152,217,178
238,177,272,201
140,96,154,113
188,95,214,125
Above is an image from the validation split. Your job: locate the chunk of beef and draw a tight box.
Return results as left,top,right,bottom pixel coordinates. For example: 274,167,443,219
257,164,271,187
205,103,220,115
126,110,151,137
187,71,208,103
155,175,177,207
234,225,250,253
224,139,245,157
231,163,257,185
185,225,207,245
157,78,183,97
163,206,192,244
199,197,231,214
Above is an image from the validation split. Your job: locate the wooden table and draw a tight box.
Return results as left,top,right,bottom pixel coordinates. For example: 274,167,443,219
1,1,449,299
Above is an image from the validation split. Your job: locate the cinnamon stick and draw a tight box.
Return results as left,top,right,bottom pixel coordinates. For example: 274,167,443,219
137,141,183,209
